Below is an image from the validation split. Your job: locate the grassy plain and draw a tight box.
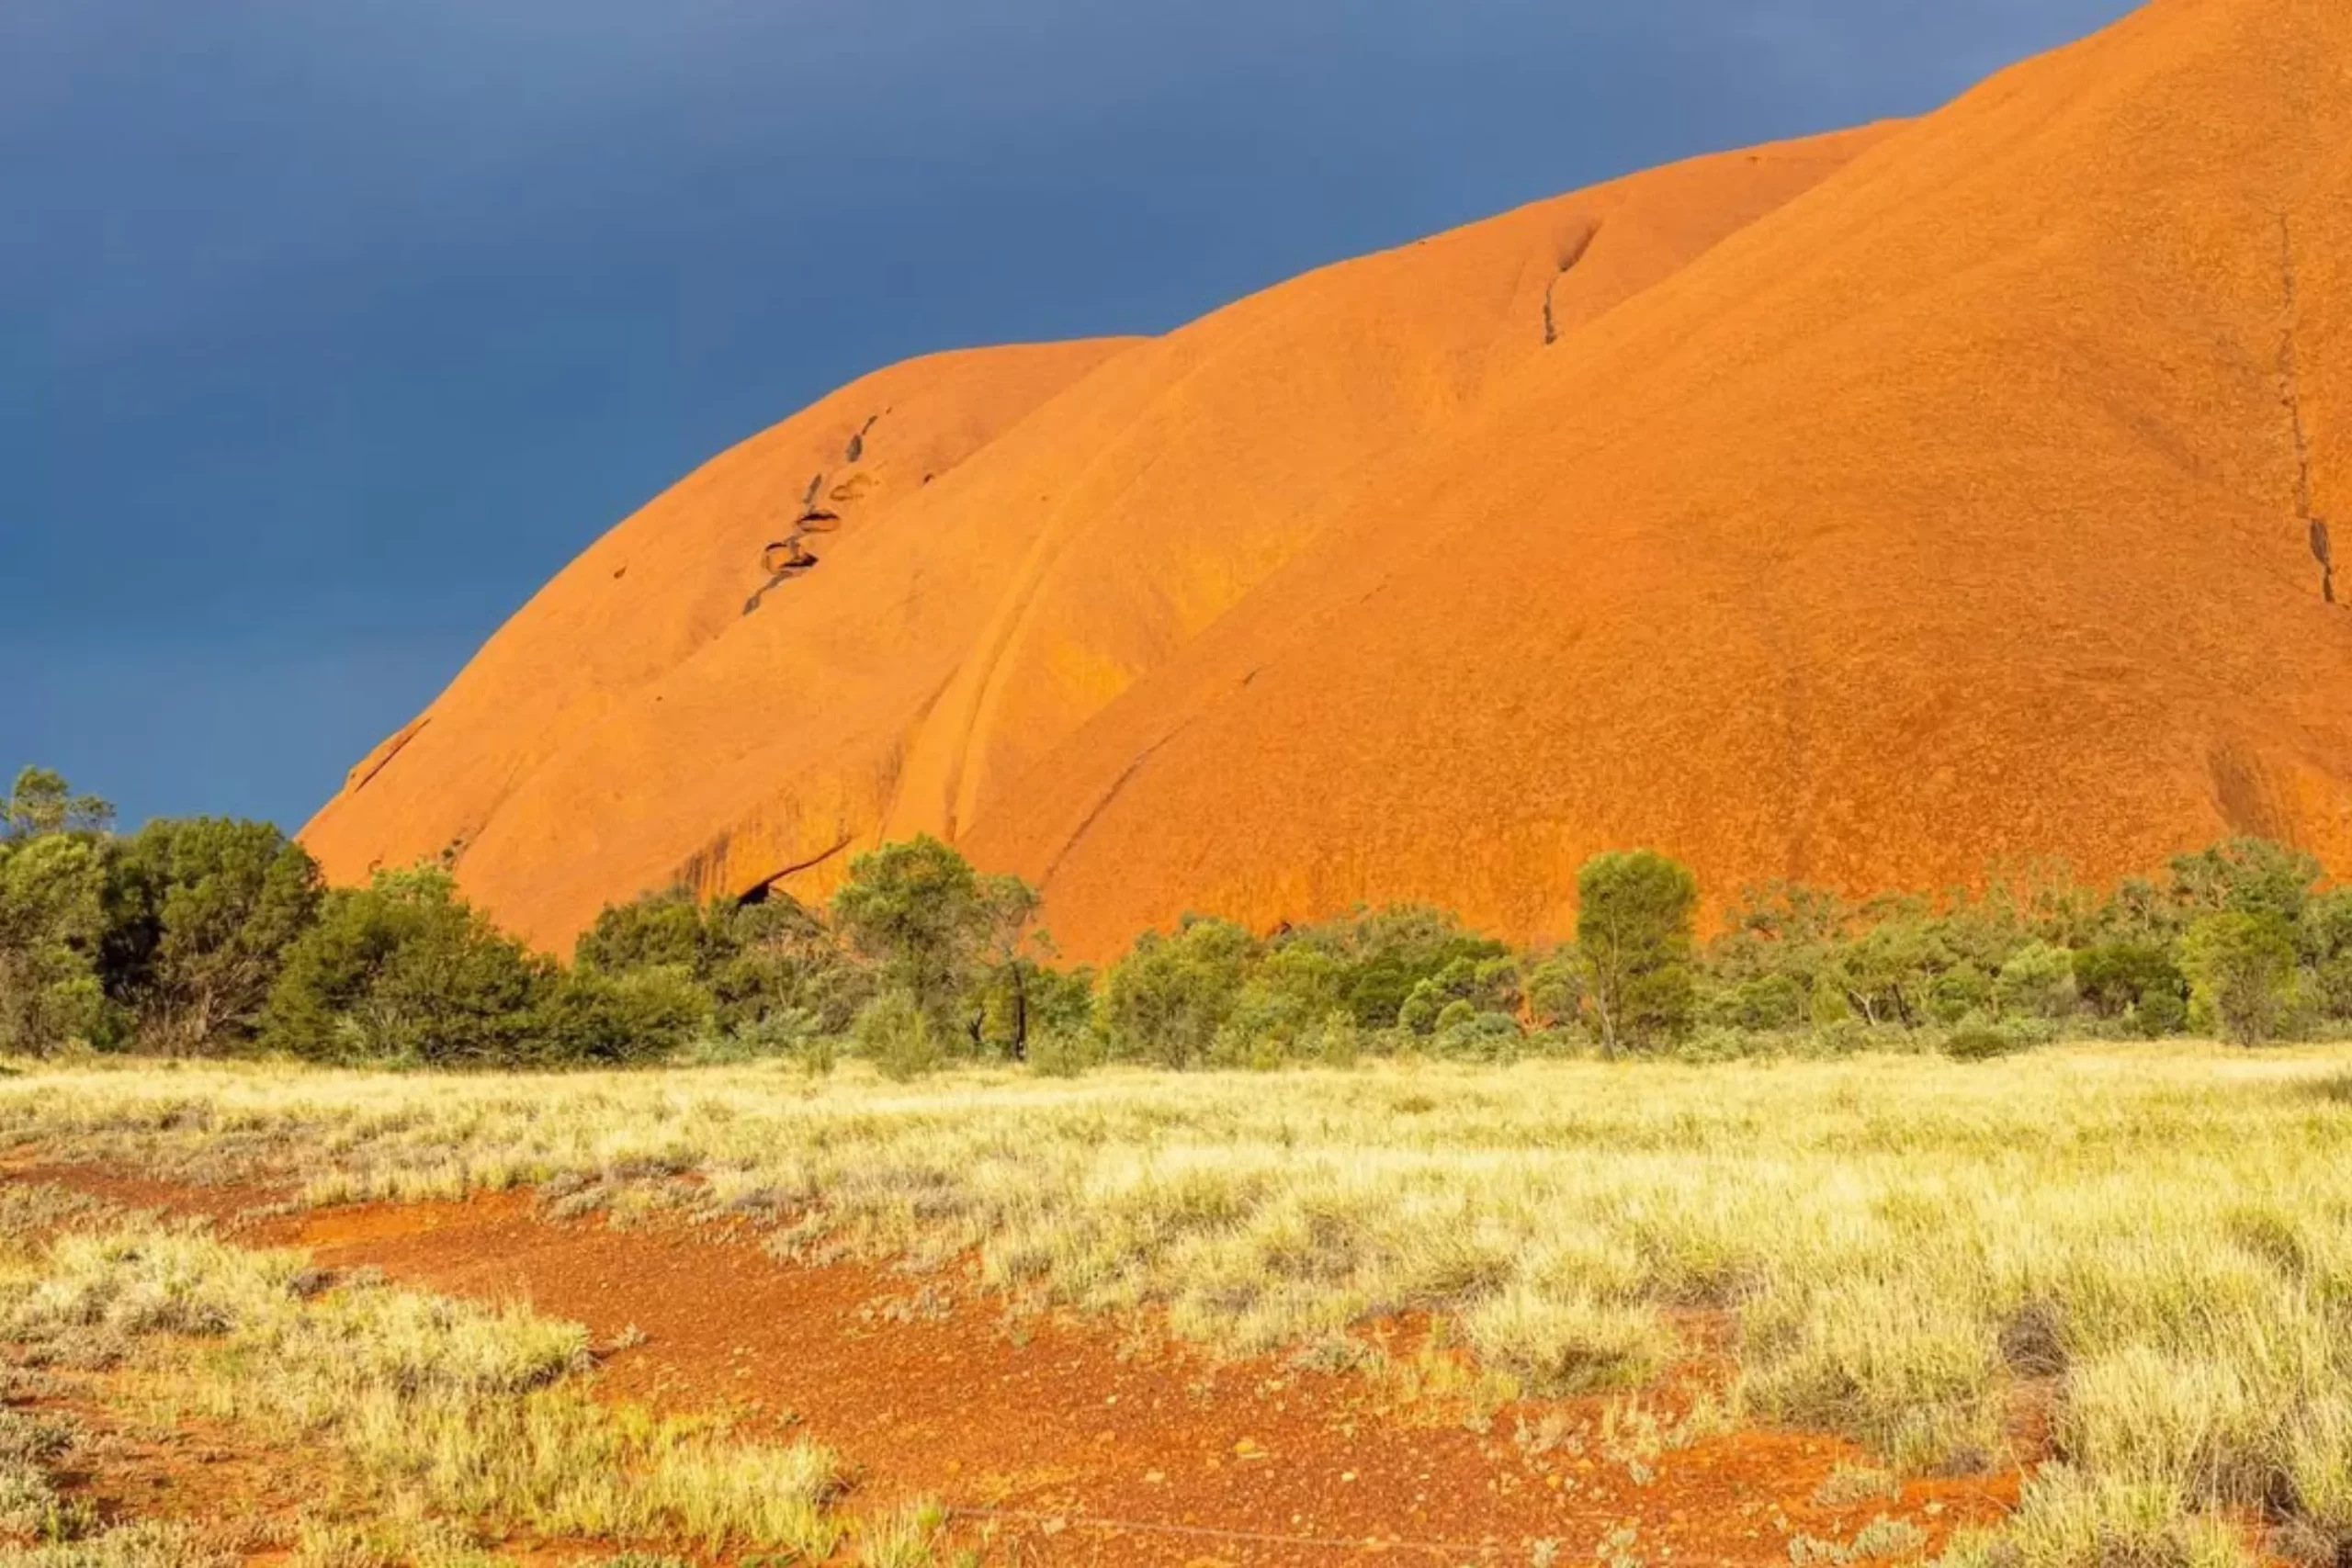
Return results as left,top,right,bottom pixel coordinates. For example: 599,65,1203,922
0,1181,867,1568
2,1045,2349,1568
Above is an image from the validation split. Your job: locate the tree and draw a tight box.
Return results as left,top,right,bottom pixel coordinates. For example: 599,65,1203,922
1707,971,1807,1031
2177,912,2301,1045
578,885,873,1046
2,767,114,841
1397,953,1521,1036
0,832,115,1052
707,896,869,1040
1575,850,1698,1054
1708,882,1848,990
2307,890,2352,1023
1925,964,1991,1025
104,818,322,1053
969,872,1050,1057
2093,876,2177,945
1835,904,1939,1027
831,837,1043,1048
830,837,982,1016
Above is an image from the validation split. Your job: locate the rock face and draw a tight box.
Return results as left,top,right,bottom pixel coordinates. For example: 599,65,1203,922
305,0,2352,960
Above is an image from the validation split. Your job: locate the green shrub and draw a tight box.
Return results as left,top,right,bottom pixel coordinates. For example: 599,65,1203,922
1676,1025,1768,1063
1100,917,1254,1066
260,868,552,1067
572,888,707,975
851,991,940,1081
1837,910,1939,1026
2130,988,2188,1039
1310,1009,1362,1066
1023,963,1096,1038
1396,978,1443,1036
2168,838,2322,925
1248,942,1346,1024
2072,942,2183,1020
1712,972,1808,1031
2314,956,2352,1027
1279,905,1508,1030
1524,952,1587,1030
17,760,2352,1069
1433,1009,1523,1060
1944,1022,2029,1062
1205,1022,1287,1072
1026,1027,1103,1078
1927,964,1992,1025
0,771,123,1055
978,956,1104,1060
2305,892,2352,1023
532,965,708,1066
1809,1017,1871,1055
2179,912,2301,1045
1994,942,2076,1021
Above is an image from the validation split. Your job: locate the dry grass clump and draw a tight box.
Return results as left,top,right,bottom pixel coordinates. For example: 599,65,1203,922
1936,1467,2250,1568
0,1522,232,1568
0,1406,87,1544
1814,1464,1903,1508
853,1498,952,1568
6,1046,2352,1568
1789,1513,1934,1565
1462,1285,1679,1396
0,1204,845,1562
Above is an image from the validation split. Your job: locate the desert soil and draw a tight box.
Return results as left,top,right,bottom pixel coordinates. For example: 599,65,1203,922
3,1163,2020,1567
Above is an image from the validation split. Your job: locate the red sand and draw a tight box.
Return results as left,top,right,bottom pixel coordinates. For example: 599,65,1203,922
302,0,2352,960
23,1172,2021,1566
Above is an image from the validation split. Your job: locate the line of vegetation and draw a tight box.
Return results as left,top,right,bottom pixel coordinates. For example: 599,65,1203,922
6,765,2348,1073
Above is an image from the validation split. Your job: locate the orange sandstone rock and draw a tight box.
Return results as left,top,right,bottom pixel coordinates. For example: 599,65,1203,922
305,0,2352,960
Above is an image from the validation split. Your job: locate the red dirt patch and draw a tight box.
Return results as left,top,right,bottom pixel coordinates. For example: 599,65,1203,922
28,1385,329,1553
14,1168,2018,1566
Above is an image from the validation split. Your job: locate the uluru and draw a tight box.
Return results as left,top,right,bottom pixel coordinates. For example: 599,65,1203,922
301,0,2352,961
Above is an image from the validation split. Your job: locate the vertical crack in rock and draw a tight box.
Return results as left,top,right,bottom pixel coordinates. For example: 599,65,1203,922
1542,224,1600,346
2278,215,2334,604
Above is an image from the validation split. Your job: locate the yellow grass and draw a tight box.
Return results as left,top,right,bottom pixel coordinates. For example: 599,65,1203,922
4,1043,2351,1568
0,1193,846,1566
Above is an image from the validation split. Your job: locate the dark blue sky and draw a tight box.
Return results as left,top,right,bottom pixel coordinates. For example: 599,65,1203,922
6,0,2139,830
